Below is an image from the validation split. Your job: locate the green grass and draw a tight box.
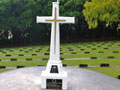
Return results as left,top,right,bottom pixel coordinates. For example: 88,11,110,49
86,67,120,78
0,61,48,67
0,69,11,73
0,40,120,78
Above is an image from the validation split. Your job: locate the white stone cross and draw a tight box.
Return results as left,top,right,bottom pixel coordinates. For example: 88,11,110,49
37,2,75,90
37,2,74,62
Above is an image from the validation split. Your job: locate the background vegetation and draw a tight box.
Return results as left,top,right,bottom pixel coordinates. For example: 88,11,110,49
0,0,119,45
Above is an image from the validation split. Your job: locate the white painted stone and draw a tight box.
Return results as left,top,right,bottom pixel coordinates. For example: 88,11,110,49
37,2,75,90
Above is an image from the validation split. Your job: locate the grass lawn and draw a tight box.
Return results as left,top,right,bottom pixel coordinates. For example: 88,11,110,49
0,40,120,78
0,69,11,73
86,67,120,78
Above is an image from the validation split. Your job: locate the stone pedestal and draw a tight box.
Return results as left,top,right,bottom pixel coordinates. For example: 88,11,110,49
41,61,67,90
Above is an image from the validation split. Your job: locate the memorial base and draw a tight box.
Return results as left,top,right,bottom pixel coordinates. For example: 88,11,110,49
41,71,67,90
41,63,67,90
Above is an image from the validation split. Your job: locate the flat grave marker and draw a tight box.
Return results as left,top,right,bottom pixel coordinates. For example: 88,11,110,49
80,49,85,51
10,58,17,61
79,64,88,68
32,54,37,56
84,52,90,54
0,66,6,69
60,57,64,60
92,48,96,50
98,51,104,53
104,48,109,49
60,53,63,55
18,54,24,56
17,66,25,68
113,51,119,53
71,52,77,54
42,58,48,60
100,63,109,67
24,51,29,53
26,58,33,61
44,53,50,55
90,57,97,59
6,54,11,57
107,56,114,59
36,50,40,52
62,64,67,67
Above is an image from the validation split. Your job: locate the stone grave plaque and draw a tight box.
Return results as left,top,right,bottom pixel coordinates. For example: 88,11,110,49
60,49,62,51
80,49,85,51
42,58,48,60
26,58,32,61
104,48,108,49
90,57,97,59
0,66,6,69
10,58,17,61
6,54,11,57
24,51,29,53
47,79,62,89
92,48,96,50
113,51,119,53
60,57,64,60
17,66,25,68
84,52,90,54
117,75,120,79
62,64,67,67
38,49,42,50
79,64,88,68
18,54,24,56
36,50,40,52
69,49,73,51
44,53,49,55
108,56,114,59
100,63,109,67
32,54,37,56
98,51,104,53
97,46,101,47
60,53,63,55
71,52,77,54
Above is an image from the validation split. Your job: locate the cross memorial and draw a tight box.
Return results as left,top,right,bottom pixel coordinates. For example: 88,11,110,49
37,1,75,90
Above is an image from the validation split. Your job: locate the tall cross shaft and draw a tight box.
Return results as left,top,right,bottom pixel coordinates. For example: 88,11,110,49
37,2,74,62
46,7,65,54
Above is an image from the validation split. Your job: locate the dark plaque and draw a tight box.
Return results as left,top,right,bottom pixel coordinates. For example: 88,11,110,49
47,79,62,89
50,65,59,73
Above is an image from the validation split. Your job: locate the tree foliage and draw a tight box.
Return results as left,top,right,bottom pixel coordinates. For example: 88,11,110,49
83,0,120,29
0,0,118,45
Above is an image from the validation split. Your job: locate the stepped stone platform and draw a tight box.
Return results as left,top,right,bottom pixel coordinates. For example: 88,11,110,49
0,67,120,90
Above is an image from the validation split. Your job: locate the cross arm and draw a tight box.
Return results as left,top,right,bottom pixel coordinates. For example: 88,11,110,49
36,16,53,23
58,17,75,24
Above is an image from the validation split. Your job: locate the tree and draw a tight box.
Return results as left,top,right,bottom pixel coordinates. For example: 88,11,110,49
83,0,120,29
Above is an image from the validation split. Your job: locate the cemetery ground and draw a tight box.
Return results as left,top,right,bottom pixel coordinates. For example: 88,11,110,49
0,40,120,78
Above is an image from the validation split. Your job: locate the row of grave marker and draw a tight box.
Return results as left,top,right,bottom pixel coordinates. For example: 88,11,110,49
1,50,120,57
1,44,120,52
0,63,113,69
0,63,118,70
0,56,120,61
